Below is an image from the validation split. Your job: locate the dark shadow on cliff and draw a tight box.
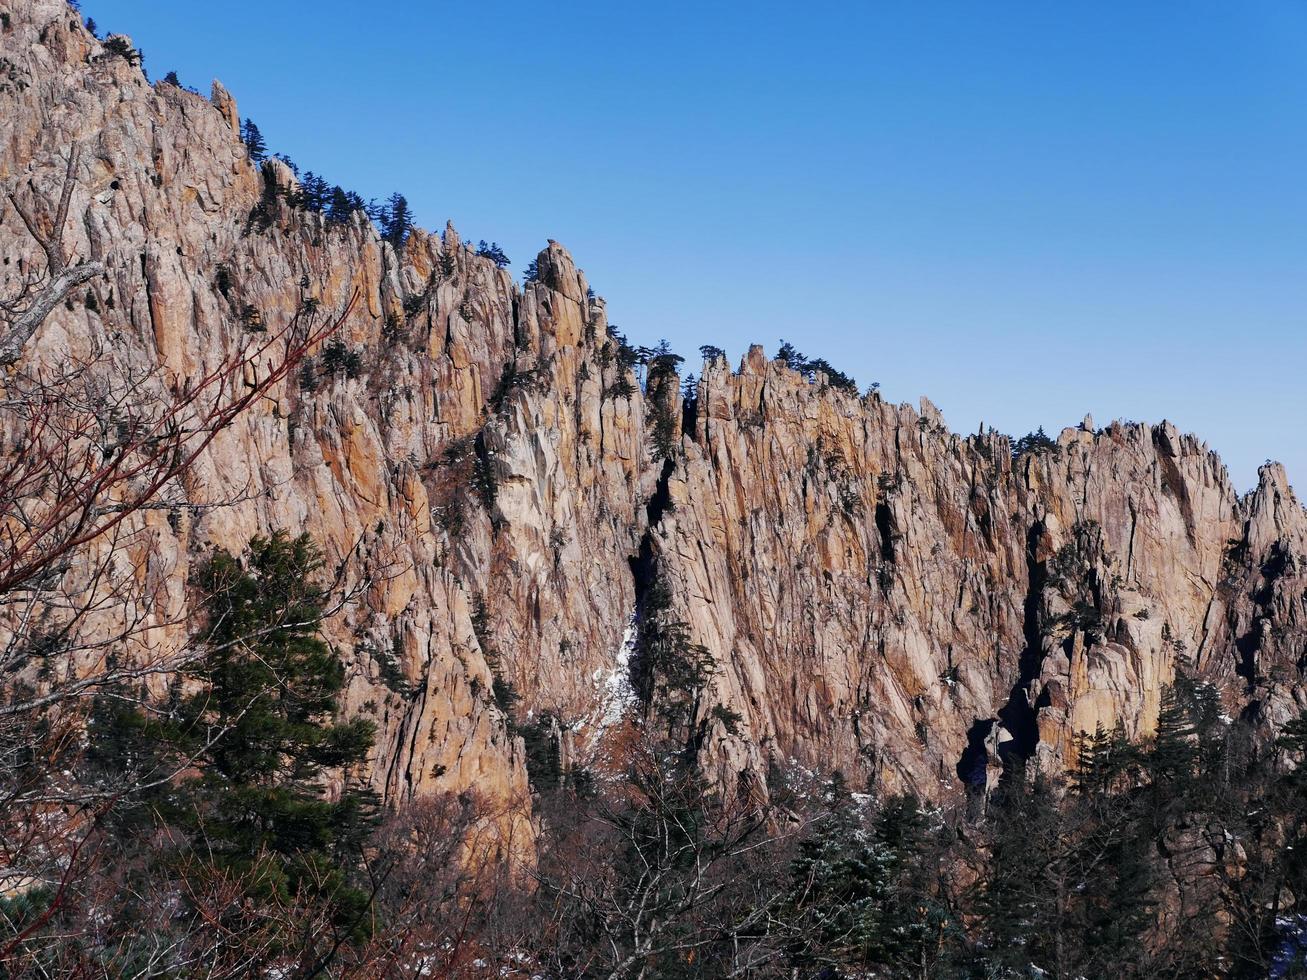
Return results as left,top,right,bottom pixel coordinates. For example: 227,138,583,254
958,519,1048,794
996,518,1048,760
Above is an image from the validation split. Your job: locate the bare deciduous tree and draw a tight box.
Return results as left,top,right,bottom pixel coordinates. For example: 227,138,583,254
0,144,105,367
524,729,791,980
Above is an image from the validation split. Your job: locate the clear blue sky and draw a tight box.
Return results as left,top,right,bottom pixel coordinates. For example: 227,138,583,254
90,0,1306,491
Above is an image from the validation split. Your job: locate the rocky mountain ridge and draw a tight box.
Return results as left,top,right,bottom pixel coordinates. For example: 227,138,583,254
2,0,1304,828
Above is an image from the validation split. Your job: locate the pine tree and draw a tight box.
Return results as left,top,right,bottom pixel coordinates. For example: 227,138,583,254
869,793,955,972
380,192,413,249
680,373,697,402
89,533,378,942
785,774,901,971
1086,821,1156,974
327,185,356,224
975,777,1079,977
475,240,510,268
102,35,142,67
628,571,713,743
1013,425,1059,457
298,172,330,213
1073,721,1135,795
646,339,684,383
1148,683,1198,788
240,118,267,163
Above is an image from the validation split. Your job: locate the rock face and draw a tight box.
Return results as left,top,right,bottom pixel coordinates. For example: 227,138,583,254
664,357,1307,801
2,0,1304,820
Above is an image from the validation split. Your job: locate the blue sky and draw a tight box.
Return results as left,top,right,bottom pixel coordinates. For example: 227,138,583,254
90,0,1306,491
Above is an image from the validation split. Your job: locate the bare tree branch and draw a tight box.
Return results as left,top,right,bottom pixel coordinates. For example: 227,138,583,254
1,144,106,366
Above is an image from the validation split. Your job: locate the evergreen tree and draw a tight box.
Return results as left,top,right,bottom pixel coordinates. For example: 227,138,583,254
785,773,899,971
1012,426,1059,457
297,172,330,213
869,793,957,973
773,339,858,394
1147,683,1198,793
89,533,378,943
102,35,143,67
776,340,804,371
1087,820,1156,975
240,118,267,163
327,185,356,224
380,192,413,249
629,571,713,745
1073,721,1135,795
975,777,1084,977
1072,749,1157,975
646,338,684,383
475,240,510,268
699,345,726,362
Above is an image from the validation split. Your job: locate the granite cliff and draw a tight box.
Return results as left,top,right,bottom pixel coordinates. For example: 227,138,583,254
2,0,1304,827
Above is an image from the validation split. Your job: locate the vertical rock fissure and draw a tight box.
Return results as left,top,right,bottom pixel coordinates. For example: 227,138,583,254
956,718,994,794
875,500,896,564
1237,541,1289,687
626,457,678,709
994,518,1049,768
1125,500,1138,584
629,457,676,610
681,391,699,444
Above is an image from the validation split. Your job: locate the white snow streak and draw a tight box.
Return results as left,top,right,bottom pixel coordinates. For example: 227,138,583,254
589,614,637,737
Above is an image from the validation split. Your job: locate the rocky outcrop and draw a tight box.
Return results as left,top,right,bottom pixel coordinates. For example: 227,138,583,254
660,353,1306,800
655,352,1017,796
0,1,648,826
1,0,1304,822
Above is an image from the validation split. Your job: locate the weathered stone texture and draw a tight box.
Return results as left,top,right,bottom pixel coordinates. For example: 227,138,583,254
2,0,1304,815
